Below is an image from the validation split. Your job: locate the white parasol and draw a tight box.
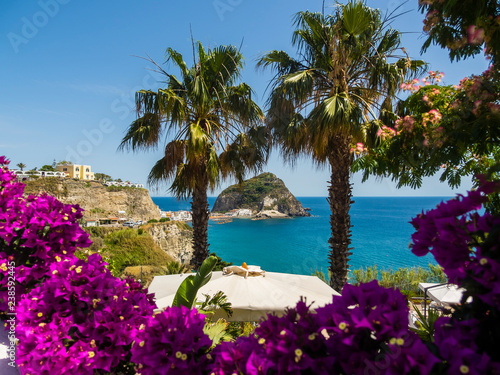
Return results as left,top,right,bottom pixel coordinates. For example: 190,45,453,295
149,269,340,321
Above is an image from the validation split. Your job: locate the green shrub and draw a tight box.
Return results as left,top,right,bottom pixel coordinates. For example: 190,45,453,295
312,268,331,284
349,264,447,295
148,219,158,223
138,228,143,235
164,261,191,275
159,218,170,222
88,236,104,252
210,252,233,271
98,228,174,275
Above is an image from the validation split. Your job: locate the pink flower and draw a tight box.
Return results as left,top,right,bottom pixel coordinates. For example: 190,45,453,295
488,103,500,113
467,25,485,45
428,109,442,123
473,100,482,115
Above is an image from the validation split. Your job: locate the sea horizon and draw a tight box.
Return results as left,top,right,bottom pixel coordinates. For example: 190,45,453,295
152,196,447,276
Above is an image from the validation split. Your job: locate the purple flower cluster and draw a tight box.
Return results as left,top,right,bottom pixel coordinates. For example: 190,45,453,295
410,179,500,308
410,179,500,371
210,281,438,375
434,317,500,374
131,305,212,375
210,299,329,374
316,281,438,375
0,157,91,311
16,254,156,374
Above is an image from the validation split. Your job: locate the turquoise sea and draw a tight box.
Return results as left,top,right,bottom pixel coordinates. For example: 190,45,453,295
151,196,448,276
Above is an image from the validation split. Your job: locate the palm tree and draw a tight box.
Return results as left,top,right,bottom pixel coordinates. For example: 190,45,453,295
16,163,26,171
120,43,267,269
258,1,425,291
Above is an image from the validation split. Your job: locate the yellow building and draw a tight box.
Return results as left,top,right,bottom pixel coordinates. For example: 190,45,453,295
56,164,95,180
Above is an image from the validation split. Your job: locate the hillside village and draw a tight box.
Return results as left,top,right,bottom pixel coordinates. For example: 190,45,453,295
10,161,195,227
10,162,144,188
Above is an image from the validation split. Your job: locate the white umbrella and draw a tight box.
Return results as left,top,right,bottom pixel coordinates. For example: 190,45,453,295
418,282,465,306
149,270,340,321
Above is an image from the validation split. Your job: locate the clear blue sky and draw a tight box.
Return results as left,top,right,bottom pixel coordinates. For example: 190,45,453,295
0,0,490,197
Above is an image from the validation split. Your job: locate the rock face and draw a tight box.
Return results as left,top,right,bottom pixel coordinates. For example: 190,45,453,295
146,222,194,265
23,178,161,221
212,172,310,217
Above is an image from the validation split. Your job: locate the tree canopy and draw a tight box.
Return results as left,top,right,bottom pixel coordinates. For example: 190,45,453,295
258,1,425,291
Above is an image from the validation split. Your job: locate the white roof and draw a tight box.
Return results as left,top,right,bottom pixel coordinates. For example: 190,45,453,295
418,282,466,306
149,271,340,321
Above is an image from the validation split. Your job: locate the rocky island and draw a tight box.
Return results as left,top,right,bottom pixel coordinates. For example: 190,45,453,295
212,172,311,218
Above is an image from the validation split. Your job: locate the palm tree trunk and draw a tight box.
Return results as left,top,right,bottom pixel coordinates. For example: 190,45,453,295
190,173,210,270
327,135,354,292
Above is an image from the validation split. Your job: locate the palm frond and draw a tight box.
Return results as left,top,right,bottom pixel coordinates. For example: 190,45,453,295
118,113,163,152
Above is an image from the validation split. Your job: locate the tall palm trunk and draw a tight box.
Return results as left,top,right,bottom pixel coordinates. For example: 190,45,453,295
327,135,354,292
190,172,210,270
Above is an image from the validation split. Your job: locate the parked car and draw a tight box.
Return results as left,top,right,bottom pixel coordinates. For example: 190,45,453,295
122,221,134,227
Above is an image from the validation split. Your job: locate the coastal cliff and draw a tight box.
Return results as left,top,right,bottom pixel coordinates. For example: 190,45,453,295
23,178,161,221
212,172,310,217
146,221,194,265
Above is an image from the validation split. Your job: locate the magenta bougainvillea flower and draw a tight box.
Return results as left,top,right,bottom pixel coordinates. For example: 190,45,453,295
434,317,500,374
410,179,500,307
16,254,156,374
131,305,213,375
0,157,91,311
210,282,438,375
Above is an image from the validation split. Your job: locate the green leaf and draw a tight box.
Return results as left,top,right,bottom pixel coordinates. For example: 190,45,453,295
342,1,372,36
203,319,235,347
172,255,217,309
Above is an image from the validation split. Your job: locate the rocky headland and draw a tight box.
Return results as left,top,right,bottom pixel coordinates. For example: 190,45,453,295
23,178,161,221
212,172,310,218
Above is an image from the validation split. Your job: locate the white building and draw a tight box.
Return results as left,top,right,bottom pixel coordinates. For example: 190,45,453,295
104,181,144,188
11,170,66,181
236,209,253,216
170,211,192,221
